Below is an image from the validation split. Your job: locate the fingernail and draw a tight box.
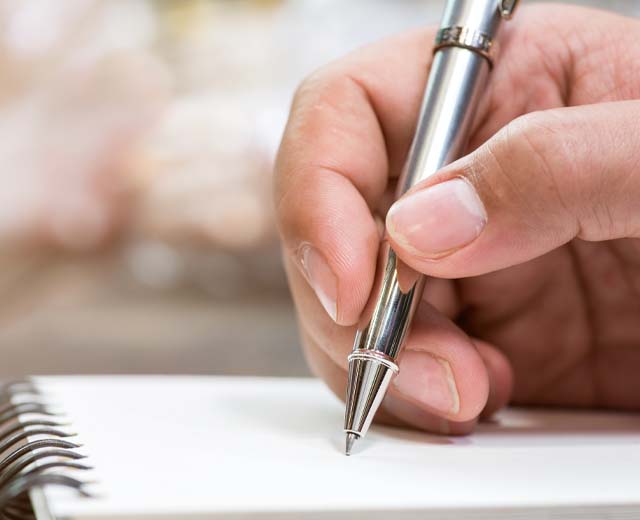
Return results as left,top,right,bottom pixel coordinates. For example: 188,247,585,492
393,350,460,415
387,178,486,258
298,244,337,322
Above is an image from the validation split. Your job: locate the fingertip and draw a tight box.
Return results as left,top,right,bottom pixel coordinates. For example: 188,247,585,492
385,177,487,268
382,393,478,435
280,172,379,326
390,306,490,423
474,340,514,418
302,328,477,436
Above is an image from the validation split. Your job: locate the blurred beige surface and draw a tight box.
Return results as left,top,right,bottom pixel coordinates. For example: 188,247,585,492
0,247,306,377
0,0,638,378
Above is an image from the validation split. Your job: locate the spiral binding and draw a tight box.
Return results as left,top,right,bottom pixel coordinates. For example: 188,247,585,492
0,380,92,519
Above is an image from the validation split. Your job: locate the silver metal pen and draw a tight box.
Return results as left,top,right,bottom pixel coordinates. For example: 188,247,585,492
344,0,519,455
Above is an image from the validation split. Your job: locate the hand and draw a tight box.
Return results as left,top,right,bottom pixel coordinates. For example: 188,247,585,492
274,4,640,434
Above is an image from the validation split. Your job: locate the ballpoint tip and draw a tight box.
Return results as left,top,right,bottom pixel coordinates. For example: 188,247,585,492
345,432,358,456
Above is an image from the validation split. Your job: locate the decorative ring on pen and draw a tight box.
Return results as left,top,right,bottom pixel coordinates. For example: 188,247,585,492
434,26,494,63
348,350,399,373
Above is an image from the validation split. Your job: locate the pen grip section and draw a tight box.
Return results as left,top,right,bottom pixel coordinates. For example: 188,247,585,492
353,241,424,361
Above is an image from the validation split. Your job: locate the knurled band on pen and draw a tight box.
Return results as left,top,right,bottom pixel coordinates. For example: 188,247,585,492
434,26,495,65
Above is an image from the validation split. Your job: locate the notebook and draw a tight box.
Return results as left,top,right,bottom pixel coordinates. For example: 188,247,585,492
1,376,639,519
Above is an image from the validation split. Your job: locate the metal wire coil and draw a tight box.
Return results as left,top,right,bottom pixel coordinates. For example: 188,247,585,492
0,380,92,519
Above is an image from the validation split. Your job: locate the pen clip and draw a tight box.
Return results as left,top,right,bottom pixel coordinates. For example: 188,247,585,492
499,0,519,20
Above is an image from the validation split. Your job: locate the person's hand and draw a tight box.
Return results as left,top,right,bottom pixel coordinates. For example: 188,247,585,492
274,4,640,434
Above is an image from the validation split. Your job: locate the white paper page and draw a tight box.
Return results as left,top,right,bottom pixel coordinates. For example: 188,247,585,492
28,376,640,519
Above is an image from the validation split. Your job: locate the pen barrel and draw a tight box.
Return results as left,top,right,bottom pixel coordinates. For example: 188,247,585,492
398,46,489,195
398,0,504,197
345,0,509,438
353,46,491,362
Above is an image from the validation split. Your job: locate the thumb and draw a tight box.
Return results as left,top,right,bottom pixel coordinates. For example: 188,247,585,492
386,101,640,278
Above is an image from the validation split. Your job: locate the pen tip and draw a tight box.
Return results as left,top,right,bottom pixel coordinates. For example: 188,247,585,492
345,432,358,456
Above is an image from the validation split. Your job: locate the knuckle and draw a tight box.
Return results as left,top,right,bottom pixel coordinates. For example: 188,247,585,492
291,64,348,117
486,108,622,241
275,67,336,212
291,66,327,108
511,111,600,239
480,110,581,232
506,111,565,182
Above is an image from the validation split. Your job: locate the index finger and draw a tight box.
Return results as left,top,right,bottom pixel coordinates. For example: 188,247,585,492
274,28,436,326
274,4,576,326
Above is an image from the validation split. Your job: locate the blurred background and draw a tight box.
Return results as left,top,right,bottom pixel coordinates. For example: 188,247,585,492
0,0,637,379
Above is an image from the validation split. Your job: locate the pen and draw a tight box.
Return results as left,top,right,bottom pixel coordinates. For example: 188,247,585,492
344,0,519,455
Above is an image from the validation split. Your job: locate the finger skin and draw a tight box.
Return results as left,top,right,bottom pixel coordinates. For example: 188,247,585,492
274,4,555,325
393,304,490,422
475,340,514,418
302,329,480,436
275,5,639,431
387,101,640,278
274,29,436,325
288,252,495,426
303,326,513,433
275,3,601,325
289,247,492,433
421,277,461,319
